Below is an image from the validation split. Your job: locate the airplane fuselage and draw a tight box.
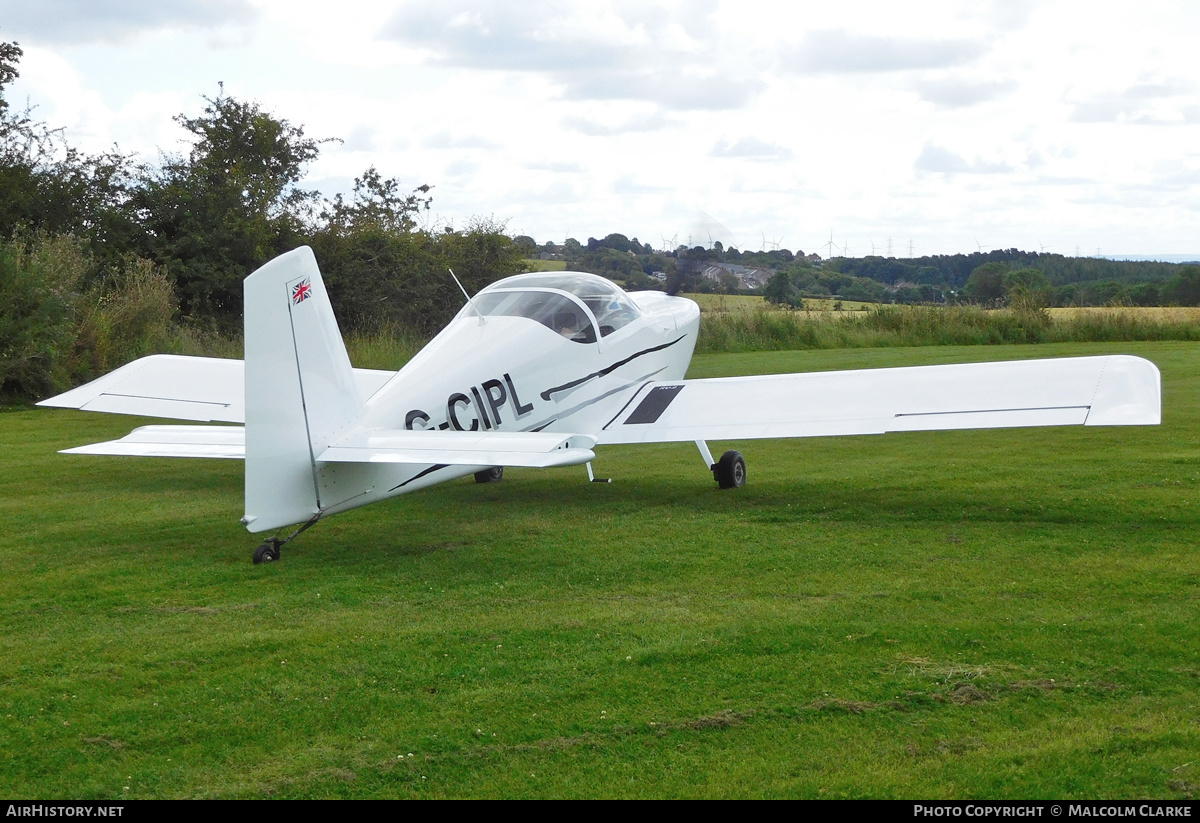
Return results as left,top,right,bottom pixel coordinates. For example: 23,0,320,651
315,276,700,517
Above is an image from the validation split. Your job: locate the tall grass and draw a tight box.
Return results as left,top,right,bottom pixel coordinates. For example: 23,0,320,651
0,235,182,401
697,304,1200,354
73,257,177,374
344,323,427,370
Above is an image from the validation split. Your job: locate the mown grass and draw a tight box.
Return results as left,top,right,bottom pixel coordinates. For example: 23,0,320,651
2,341,1199,798
522,259,568,272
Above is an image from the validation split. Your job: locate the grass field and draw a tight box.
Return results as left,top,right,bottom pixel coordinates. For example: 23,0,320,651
687,294,1200,322
522,259,568,272
1048,306,1200,322
685,293,876,313
3,341,1199,798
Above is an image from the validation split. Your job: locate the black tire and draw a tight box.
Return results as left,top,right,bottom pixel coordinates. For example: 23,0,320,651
253,542,280,564
474,466,504,484
714,450,746,489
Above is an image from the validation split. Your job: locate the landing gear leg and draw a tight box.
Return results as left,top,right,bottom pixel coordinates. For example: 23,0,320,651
586,462,611,483
251,514,320,564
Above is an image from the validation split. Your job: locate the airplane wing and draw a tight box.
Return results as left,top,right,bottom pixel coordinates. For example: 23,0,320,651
56,425,596,468
36,354,395,423
61,425,246,458
597,355,1160,445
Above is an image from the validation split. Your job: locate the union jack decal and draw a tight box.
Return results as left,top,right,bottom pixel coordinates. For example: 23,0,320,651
291,279,312,304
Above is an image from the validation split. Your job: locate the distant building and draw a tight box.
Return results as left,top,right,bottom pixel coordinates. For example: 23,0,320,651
700,262,770,289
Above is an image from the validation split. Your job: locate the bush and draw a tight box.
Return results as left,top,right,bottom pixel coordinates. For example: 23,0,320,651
0,233,178,401
0,234,88,399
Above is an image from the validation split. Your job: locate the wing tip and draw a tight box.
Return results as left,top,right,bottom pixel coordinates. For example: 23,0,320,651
1085,355,1161,426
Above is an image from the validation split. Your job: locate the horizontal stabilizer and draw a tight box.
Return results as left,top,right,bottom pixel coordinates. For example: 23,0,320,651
319,429,597,468
38,354,394,423
599,355,1160,445
61,425,245,459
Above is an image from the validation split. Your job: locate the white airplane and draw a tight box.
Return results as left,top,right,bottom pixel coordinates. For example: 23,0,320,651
40,247,1162,563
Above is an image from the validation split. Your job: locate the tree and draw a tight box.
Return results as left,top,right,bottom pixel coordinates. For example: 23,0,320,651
600,233,631,253
1003,268,1051,308
1127,281,1160,307
666,249,706,296
0,40,21,117
0,40,135,259
1161,265,1200,306
132,92,330,322
312,215,526,335
763,270,800,307
512,234,537,257
321,166,431,235
963,262,1008,305
1078,280,1127,306
1004,268,1049,292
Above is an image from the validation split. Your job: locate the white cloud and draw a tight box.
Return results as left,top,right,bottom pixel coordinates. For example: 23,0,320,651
425,131,501,150
377,1,761,110
524,161,585,173
1068,79,1200,125
562,111,674,136
914,144,1012,175
711,137,791,160
910,77,1018,109
785,29,986,74
0,0,257,45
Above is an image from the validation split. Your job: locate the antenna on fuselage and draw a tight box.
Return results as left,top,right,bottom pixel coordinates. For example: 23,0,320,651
449,268,486,325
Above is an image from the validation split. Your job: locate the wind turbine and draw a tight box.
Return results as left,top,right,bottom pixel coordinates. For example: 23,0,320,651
824,229,836,259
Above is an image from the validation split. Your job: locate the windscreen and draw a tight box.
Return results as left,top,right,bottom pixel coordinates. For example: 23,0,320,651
472,290,597,343
479,272,641,338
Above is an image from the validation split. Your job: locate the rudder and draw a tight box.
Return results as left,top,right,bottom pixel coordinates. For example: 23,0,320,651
242,247,361,533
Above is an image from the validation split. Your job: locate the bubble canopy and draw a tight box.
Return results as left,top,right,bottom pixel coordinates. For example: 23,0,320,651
466,272,642,344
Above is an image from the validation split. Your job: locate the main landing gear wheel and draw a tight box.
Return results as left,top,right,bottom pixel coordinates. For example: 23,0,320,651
713,450,746,489
253,541,281,564
474,466,504,484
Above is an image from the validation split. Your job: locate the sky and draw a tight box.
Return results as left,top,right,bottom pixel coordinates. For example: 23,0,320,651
2,0,1198,258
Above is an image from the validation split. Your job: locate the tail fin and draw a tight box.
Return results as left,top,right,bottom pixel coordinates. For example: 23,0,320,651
242,247,361,533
